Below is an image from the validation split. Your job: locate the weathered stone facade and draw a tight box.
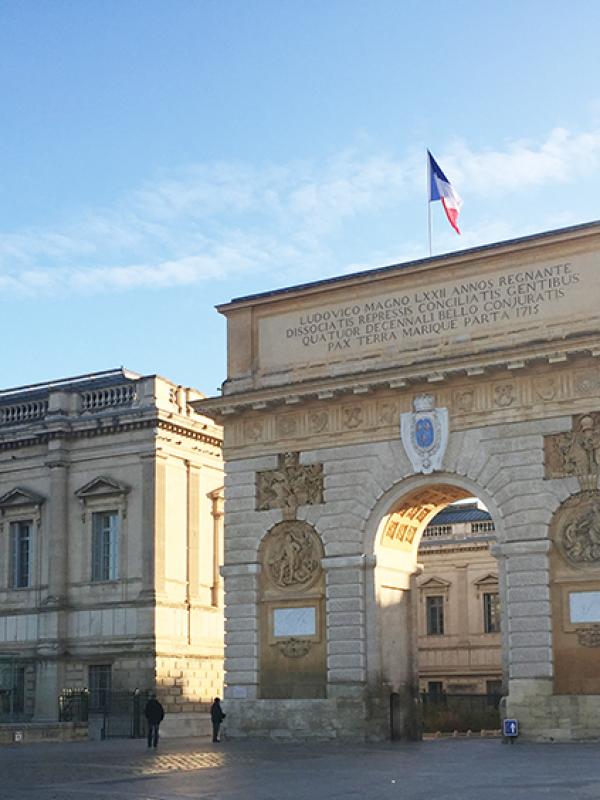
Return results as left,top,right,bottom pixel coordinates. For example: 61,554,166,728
197,221,600,741
0,369,224,734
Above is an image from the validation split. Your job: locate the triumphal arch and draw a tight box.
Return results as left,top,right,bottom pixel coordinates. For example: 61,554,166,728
196,221,600,740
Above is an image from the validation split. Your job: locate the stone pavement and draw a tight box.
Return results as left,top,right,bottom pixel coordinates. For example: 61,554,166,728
1,735,600,800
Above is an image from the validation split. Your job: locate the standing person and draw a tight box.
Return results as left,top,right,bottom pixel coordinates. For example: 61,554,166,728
210,697,226,742
144,693,165,748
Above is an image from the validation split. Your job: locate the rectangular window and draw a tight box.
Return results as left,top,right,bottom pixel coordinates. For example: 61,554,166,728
427,681,444,697
88,664,111,711
91,511,119,582
9,521,33,588
426,595,444,635
483,592,501,633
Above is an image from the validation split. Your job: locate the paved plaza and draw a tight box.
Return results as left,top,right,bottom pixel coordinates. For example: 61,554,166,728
1,735,599,800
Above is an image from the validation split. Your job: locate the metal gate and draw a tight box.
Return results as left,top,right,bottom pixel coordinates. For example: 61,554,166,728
102,690,149,739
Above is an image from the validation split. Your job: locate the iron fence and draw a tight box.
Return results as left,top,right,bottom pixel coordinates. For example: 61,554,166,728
420,692,501,733
58,688,89,722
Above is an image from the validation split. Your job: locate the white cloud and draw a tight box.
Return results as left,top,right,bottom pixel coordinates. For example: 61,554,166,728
0,125,598,295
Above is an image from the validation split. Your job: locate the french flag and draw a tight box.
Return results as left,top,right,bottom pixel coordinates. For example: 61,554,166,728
428,150,463,234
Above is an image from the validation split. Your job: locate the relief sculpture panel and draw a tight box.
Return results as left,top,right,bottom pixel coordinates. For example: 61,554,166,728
553,492,600,567
256,451,323,518
545,412,600,492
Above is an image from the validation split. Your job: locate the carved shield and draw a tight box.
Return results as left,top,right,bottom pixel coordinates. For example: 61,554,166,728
400,395,449,474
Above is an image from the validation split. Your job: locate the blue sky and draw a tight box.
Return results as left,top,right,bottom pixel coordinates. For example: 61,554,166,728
1,0,599,394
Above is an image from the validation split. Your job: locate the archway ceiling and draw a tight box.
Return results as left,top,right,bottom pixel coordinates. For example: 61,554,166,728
380,483,472,551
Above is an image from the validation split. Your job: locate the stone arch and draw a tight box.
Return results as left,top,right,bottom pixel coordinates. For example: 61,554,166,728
361,472,506,738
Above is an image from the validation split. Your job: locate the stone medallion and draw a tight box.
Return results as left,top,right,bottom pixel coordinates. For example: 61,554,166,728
553,492,600,567
263,520,323,590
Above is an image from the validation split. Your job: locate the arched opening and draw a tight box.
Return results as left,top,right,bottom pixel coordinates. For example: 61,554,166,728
370,480,503,739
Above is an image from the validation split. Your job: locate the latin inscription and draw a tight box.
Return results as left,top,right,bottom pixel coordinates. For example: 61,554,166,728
287,264,576,351
258,256,596,369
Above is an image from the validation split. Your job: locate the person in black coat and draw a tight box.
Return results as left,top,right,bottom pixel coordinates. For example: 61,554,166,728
210,697,226,742
144,693,165,748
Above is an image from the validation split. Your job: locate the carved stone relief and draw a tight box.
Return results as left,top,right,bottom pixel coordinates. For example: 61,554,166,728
574,369,600,397
276,415,298,438
545,412,600,491
553,492,600,566
262,520,323,590
256,452,323,518
576,625,600,647
277,638,312,658
244,420,263,442
494,383,515,407
533,376,557,401
342,406,363,429
308,411,328,434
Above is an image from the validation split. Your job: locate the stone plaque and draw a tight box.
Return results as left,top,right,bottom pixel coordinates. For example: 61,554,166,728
273,607,316,637
569,592,600,623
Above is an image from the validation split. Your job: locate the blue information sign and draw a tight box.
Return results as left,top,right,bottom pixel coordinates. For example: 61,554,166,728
503,718,519,737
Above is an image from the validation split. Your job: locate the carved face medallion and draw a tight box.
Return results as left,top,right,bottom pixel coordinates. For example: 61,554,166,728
263,520,323,589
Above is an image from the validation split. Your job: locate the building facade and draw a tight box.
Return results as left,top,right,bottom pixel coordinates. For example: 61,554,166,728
417,504,502,698
197,220,600,741
0,369,224,734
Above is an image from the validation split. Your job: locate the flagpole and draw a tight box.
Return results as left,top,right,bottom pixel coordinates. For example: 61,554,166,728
427,150,433,256
428,201,432,257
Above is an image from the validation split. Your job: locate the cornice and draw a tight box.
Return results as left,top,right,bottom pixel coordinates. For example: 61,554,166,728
0,415,222,453
211,351,600,459
197,331,600,420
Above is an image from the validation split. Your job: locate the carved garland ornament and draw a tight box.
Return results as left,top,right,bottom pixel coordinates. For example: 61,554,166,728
553,492,600,566
277,638,312,658
576,625,600,647
263,520,323,590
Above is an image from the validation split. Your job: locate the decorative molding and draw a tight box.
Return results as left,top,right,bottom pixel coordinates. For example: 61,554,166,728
262,520,323,591
0,416,222,453
418,576,451,592
256,452,323,519
0,487,45,513
221,359,600,459
75,476,130,501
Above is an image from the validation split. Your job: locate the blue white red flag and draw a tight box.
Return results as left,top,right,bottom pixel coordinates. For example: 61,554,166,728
427,150,463,234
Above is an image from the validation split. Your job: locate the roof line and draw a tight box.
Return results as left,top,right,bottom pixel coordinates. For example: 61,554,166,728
0,368,141,399
224,218,600,308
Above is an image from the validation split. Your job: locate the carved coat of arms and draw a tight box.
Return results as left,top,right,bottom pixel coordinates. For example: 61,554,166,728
400,394,449,474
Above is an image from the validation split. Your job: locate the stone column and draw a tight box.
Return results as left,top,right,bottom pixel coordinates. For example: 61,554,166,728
139,453,156,600
36,446,69,719
187,463,201,601
221,563,260,701
209,488,224,607
139,451,168,600
44,450,69,607
495,539,554,731
322,555,372,737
